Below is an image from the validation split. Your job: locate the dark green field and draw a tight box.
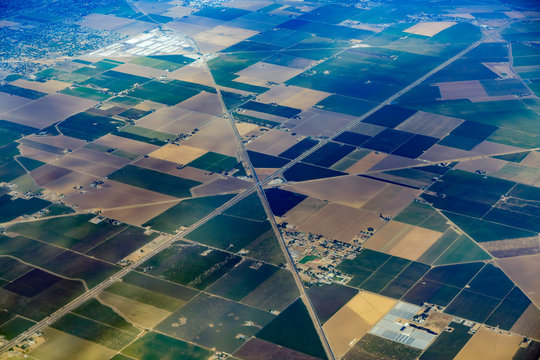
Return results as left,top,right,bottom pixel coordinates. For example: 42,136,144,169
143,194,235,233
51,312,136,350
0,316,36,340
61,86,111,101
108,165,201,198
432,234,491,265
0,195,50,222
243,229,286,265
157,293,274,353
58,112,125,141
72,299,139,335
485,287,531,330
82,70,149,93
86,226,159,262
344,333,421,360
129,80,213,105
337,249,391,287
445,290,502,323
361,256,411,293
240,269,299,311
307,283,358,324
206,259,279,301
9,214,125,252
380,261,430,300
137,242,241,290
223,192,267,221
403,279,461,307
131,54,195,71
186,214,272,251
187,152,239,173
420,322,473,360
256,299,327,359
393,197,451,232
122,332,213,360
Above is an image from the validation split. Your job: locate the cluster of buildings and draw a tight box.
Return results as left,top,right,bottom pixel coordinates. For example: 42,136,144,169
89,28,196,58
279,224,362,285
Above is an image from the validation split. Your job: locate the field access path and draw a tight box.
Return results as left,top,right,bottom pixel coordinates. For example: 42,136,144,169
0,8,517,358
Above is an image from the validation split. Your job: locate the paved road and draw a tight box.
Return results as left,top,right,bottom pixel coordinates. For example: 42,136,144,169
0,13,514,357
197,44,337,359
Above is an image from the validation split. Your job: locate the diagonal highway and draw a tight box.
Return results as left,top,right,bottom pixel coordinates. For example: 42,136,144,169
0,9,514,358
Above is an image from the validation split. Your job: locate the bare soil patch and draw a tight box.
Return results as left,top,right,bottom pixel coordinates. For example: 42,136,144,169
94,134,159,155
246,129,300,156
12,79,70,94
283,197,327,226
299,203,385,243
101,200,179,226
149,144,207,164
455,157,507,174
182,117,239,156
346,152,387,174
361,185,420,217
178,92,223,116
4,94,96,129
65,180,175,211
237,62,305,83
404,22,456,37
98,291,171,329
396,111,463,138
283,175,387,209
511,303,540,339
496,254,540,306
436,80,488,100
455,326,521,360
191,176,250,196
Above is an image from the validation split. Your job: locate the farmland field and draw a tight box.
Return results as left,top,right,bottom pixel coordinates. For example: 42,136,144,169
107,164,201,198
2,1,540,359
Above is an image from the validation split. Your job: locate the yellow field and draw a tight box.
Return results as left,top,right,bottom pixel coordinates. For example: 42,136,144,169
99,292,171,329
388,226,443,260
29,328,115,360
455,326,521,360
12,79,70,94
149,144,207,164
323,292,396,358
365,221,442,260
235,122,259,136
346,152,387,174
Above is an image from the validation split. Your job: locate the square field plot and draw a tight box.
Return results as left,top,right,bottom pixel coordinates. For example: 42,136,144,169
137,242,241,290
107,164,201,198
3,94,96,129
206,260,279,301
156,293,274,353
187,151,238,173
186,214,272,251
